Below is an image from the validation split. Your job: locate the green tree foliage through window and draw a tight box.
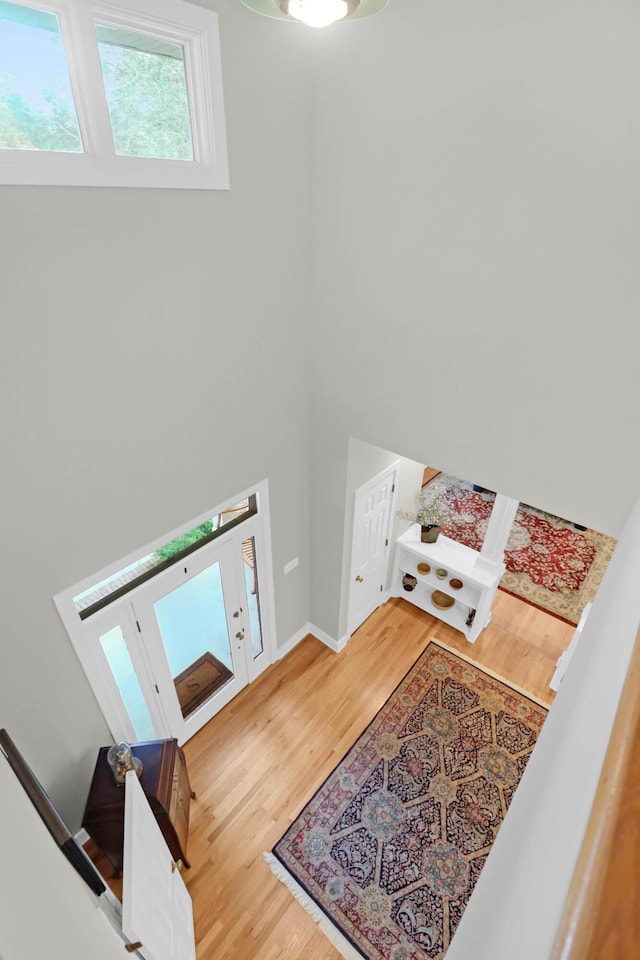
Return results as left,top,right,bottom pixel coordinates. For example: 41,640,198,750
0,2,83,152
96,26,193,161
0,4,194,160
0,78,82,151
154,521,214,563
0,0,229,188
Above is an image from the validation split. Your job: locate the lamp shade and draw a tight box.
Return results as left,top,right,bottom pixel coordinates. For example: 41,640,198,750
241,0,389,27
106,741,143,786
283,0,351,28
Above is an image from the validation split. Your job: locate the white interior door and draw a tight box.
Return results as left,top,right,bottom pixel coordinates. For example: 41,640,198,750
123,770,195,960
347,462,399,635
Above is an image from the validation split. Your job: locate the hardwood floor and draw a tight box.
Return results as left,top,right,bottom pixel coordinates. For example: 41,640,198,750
178,592,573,959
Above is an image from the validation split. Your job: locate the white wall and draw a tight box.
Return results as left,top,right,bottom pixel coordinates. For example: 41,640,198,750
0,0,316,827
0,752,125,960
309,0,640,639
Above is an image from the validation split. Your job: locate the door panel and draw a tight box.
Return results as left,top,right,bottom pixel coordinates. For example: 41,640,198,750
133,538,249,742
153,560,235,718
123,771,195,960
348,464,399,635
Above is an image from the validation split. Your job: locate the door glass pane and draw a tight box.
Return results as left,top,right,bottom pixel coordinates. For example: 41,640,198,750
100,626,156,741
243,537,263,659
95,24,193,161
0,1,83,151
153,562,233,719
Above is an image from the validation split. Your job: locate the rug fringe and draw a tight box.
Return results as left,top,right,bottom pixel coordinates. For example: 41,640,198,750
263,852,364,960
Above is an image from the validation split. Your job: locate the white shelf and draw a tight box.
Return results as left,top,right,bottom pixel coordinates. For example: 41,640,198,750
392,525,504,643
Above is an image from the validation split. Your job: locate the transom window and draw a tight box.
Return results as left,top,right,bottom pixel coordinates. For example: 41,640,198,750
73,496,257,619
0,0,229,188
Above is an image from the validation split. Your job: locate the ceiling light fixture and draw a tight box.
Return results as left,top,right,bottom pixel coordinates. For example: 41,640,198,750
241,0,389,29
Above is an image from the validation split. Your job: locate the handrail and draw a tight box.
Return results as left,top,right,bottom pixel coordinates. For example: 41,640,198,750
551,625,640,959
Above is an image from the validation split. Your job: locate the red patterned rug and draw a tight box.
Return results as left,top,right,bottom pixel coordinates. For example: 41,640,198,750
267,642,546,960
424,473,616,625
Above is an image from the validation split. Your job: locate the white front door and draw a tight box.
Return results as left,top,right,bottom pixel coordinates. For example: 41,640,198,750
347,463,399,635
54,482,276,748
132,536,250,744
123,771,195,960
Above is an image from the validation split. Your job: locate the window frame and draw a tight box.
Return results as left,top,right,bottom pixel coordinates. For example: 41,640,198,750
0,0,229,189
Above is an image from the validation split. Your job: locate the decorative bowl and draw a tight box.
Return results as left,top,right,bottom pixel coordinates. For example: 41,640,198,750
431,590,454,610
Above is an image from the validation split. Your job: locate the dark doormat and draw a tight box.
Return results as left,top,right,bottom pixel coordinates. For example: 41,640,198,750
174,651,233,718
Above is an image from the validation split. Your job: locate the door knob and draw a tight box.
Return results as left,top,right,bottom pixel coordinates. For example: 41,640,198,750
355,575,364,582
235,631,244,639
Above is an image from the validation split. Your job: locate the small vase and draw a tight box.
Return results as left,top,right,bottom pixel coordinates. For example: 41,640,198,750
421,524,441,543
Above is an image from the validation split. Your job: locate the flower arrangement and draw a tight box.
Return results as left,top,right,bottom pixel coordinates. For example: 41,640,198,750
398,491,450,530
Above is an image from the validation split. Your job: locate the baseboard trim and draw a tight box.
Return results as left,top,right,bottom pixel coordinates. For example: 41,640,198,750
277,622,350,659
277,624,311,660
309,623,350,653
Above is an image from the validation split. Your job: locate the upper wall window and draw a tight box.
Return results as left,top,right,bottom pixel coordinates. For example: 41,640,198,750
0,3,83,152
0,0,229,188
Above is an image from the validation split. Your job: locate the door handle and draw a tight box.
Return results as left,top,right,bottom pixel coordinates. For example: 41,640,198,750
355,575,364,582
235,631,244,639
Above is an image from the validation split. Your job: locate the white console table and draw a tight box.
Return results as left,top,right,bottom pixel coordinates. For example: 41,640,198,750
392,525,504,643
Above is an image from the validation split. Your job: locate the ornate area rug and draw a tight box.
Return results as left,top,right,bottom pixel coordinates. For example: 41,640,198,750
266,642,546,960
424,473,616,625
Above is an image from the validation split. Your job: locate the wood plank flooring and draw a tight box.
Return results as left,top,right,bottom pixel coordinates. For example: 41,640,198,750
179,593,573,959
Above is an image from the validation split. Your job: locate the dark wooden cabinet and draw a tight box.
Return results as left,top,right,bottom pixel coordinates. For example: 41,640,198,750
82,738,194,876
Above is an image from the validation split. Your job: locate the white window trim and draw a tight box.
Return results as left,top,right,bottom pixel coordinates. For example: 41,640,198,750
0,0,229,189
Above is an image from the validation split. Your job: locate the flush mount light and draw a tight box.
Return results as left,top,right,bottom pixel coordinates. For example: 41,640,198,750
241,0,389,28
